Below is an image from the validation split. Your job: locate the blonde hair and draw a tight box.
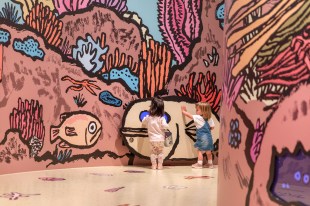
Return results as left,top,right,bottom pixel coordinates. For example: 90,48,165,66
195,102,211,120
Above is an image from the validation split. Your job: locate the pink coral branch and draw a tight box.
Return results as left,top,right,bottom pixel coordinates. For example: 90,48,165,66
222,56,244,110
158,0,201,64
53,0,92,15
250,119,265,163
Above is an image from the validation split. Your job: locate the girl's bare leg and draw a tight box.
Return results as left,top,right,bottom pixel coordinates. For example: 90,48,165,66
206,151,214,168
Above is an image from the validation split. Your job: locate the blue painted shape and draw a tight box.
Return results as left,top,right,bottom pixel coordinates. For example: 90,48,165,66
139,111,149,122
216,1,224,30
0,28,10,45
303,174,309,184
139,110,171,123
72,34,109,74
102,67,139,93
13,37,45,60
163,112,171,123
99,91,122,107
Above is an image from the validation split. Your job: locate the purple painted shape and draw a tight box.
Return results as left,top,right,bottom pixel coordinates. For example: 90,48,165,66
104,186,125,192
123,170,145,173
163,185,188,190
0,192,40,200
89,172,113,176
39,177,66,181
250,119,265,163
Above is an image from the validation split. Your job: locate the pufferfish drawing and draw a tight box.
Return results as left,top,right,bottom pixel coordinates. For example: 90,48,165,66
120,97,219,160
50,111,102,148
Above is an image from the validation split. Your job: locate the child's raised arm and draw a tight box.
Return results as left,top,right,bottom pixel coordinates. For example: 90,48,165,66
181,106,193,119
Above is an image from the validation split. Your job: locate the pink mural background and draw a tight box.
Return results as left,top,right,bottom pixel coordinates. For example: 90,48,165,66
0,0,224,175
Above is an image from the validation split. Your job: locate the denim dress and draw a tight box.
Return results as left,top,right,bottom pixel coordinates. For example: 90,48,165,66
194,120,214,151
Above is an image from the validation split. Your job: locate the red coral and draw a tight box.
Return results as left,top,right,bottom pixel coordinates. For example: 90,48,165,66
9,98,45,142
25,2,63,47
175,71,222,113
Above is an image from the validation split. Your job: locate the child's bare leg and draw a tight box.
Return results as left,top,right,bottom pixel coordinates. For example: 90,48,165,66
150,142,158,169
192,150,203,169
198,150,204,161
157,142,164,170
205,151,214,168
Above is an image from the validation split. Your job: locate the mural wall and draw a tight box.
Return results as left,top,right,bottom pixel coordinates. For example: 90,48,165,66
0,0,223,175
219,1,310,206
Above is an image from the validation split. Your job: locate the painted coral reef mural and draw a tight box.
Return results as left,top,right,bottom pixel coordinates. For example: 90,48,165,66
0,0,223,174
219,1,310,206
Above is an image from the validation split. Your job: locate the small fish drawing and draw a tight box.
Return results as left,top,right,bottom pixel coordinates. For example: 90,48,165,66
50,111,102,147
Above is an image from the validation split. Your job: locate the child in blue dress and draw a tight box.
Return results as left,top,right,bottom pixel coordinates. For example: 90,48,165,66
181,102,214,169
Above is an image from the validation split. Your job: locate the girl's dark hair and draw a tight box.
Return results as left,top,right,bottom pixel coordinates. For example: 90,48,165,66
149,96,164,117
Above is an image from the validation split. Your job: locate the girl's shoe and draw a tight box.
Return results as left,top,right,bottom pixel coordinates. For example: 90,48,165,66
157,164,163,170
152,164,157,170
191,163,203,169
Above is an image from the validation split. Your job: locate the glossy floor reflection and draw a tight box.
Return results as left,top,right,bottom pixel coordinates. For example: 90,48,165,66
0,166,217,206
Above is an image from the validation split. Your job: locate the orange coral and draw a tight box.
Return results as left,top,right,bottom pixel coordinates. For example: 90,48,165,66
138,39,172,98
100,33,138,73
25,2,63,47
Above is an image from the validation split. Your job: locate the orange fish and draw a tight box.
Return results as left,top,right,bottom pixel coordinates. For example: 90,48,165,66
50,111,102,148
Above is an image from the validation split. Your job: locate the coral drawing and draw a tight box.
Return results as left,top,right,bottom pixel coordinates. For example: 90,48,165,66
222,57,243,110
158,0,202,64
250,119,265,163
13,0,55,20
92,0,128,14
138,40,172,98
175,71,222,113
0,2,22,24
54,0,128,15
101,46,138,73
9,98,45,147
25,2,63,47
53,0,92,15
256,25,310,101
72,34,109,75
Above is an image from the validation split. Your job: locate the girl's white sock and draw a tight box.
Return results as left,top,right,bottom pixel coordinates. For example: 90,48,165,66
208,160,213,165
198,160,203,165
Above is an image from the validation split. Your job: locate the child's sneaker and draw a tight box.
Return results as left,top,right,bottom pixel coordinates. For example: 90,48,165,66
191,163,203,169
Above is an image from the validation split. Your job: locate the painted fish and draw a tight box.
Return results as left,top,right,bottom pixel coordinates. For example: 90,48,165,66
50,111,102,148
120,97,220,160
